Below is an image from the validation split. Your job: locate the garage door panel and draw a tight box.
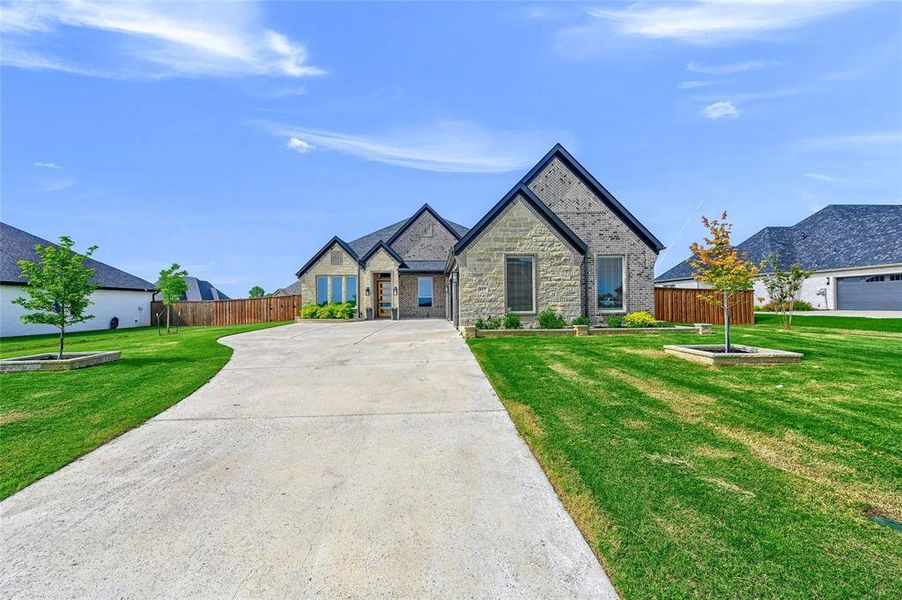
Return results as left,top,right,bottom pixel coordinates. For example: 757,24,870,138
836,274,902,310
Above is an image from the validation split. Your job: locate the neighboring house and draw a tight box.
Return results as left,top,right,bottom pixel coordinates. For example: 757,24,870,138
1,222,156,337
294,144,664,326
271,280,301,297
656,205,902,311
153,276,230,301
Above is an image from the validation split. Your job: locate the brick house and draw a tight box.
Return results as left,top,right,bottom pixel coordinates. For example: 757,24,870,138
294,144,664,325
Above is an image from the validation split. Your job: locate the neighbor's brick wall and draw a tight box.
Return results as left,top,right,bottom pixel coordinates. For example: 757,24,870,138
528,157,658,322
391,211,458,261
399,274,447,318
300,242,361,311
456,196,582,326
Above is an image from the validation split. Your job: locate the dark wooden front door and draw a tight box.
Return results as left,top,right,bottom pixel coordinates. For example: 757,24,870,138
376,278,392,318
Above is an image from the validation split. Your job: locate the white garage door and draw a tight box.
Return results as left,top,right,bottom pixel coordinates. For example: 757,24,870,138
836,274,902,310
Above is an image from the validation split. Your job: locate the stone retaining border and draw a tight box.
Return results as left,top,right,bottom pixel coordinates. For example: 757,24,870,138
462,325,699,339
0,351,121,373
664,344,803,366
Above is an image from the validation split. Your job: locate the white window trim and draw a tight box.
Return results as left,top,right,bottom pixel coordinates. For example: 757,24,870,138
505,255,537,314
417,276,433,307
596,254,627,313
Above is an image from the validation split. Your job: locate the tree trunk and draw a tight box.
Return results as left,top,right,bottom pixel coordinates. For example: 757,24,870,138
58,324,65,360
166,304,171,334
723,292,731,353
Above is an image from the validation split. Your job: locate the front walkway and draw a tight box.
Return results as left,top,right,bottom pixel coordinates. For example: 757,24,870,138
1,320,614,599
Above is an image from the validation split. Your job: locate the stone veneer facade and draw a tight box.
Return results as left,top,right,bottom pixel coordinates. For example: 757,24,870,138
456,196,583,326
527,157,657,323
299,242,362,315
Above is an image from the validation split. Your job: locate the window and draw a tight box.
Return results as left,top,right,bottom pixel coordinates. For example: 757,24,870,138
418,277,433,307
597,256,625,311
330,276,343,303
865,275,885,283
331,250,342,265
506,256,535,313
423,222,434,237
346,276,358,306
316,276,328,305
890,274,902,281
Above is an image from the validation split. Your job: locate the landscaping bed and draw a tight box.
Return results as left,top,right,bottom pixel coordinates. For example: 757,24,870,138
0,322,286,499
468,321,902,598
0,351,121,372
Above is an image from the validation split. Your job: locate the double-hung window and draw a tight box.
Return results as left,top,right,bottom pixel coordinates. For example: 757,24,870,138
418,277,433,307
506,256,535,313
316,276,328,305
330,276,343,303
346,276,358,305
597,256,625,312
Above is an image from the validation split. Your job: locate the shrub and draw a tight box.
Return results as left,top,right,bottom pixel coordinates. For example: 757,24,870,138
624,311,657,328
571,316,590,326
655,320,673,328
474,318,487,330
757,299,814,312
300,302,355,319
333,302,355,319
300,304,320,319
537,308,567,329
487,316,502,330
503,313,522,329
606,315,624,328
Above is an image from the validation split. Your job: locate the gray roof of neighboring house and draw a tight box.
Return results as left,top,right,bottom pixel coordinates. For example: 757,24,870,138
271,280,302,296
656,204,902,282
1,221,155,291
180,276,230,301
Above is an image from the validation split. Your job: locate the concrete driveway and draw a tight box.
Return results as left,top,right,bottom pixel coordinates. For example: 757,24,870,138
1,319,615,599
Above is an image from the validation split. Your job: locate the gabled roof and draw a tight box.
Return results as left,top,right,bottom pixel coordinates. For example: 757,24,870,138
182,277,229,301
385,203,463,246
1,222,155,291
346,214,469,259
523,144,665,253
453,183,588,255
656,204,902,282
360,240,406,266
295,236,359,278
271,280,302,296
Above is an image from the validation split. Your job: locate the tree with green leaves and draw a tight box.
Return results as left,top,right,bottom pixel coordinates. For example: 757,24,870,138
759,253,815,331
248,285,265,298
157,264,188,333
12,236,99,359
689,213,758,353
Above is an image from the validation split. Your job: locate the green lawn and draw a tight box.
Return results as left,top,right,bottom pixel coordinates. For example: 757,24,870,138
0,323,285,499
755,312,902,333
469,321,902,598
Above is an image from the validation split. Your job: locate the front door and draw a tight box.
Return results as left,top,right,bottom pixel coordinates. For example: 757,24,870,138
376,278,393,318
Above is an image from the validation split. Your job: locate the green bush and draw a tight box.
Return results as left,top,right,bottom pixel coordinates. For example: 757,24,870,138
299,302,355,320
474,318,487,330
655,320,673,328
503,313,522,329
606,315,624,328
624,311,657,328
537,308,567,329
487,316,502,330
571,316,590,326
300,304,320,319
756,299,814,312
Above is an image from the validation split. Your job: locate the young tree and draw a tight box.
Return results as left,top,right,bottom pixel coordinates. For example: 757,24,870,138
12,236,99,359
688,213,758,353
157,264,188,333
759,253,815,331
248,285,265,298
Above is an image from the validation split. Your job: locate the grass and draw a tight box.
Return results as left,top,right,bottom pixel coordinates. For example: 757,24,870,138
754,312,902,333
469,320,902,598
0,323,285,499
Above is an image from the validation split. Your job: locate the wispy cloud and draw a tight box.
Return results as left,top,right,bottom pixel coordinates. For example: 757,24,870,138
677,79,732,90
33,161,60,169
263,120,560,173
686,60,783,75
588,1,858,44
701,101,739,120
797,131,902,152
0,1,324,79
40,179,75,193
803,172,844,183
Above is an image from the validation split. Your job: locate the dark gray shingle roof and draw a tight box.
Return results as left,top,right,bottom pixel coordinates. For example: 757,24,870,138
400,260,448,273
1,222,155,291
181,277,230,301
272,280,302,296
656,204,902,282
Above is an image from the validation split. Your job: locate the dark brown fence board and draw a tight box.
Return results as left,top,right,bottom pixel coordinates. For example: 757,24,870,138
150,295,301,327
654,288,754,325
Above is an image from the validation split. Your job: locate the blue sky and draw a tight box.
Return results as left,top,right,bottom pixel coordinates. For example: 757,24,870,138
2,1,900,297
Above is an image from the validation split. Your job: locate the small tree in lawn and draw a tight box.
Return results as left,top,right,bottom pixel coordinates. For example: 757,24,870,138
688,213,758,353
248,285,265,298
157,264,188,333
759,253,815,331
12,236,99,359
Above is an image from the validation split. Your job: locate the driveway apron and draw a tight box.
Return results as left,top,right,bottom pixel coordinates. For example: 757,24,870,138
1,320,616,599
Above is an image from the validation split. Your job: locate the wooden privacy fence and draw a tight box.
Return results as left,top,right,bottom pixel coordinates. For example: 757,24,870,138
654,288,754,325
151,295,302,327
